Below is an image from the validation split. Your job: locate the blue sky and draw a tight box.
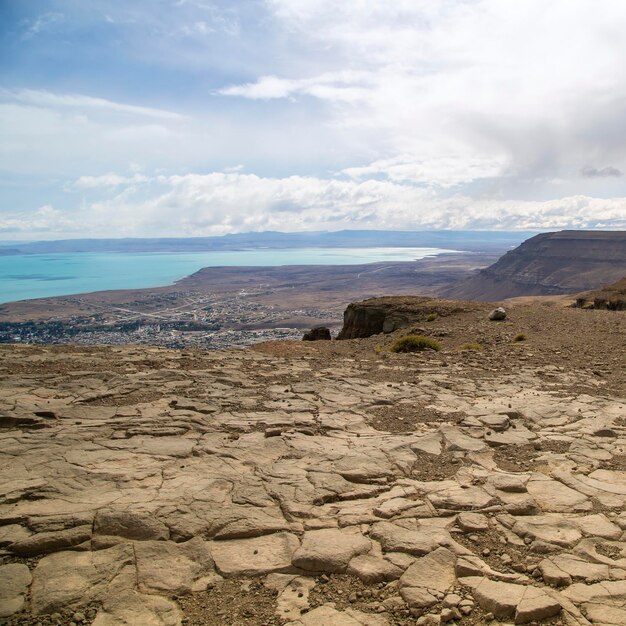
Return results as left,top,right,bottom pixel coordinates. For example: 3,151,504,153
1,0,626,239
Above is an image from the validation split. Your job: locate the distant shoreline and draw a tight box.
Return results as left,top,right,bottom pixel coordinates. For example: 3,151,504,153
0,246,465,305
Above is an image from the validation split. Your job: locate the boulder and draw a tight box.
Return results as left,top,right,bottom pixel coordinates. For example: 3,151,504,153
488,307,506,321
302,327,332,341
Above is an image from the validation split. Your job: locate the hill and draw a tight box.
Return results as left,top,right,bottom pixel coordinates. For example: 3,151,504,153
443,230,626,300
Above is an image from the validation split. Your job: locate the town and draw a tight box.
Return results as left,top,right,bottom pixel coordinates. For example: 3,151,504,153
0,290,335,349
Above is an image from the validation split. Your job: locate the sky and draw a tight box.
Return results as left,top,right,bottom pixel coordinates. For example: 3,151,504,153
1,0,626,240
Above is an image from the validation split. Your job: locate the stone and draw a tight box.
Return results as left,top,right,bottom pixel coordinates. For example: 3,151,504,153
94,509,169,541
514,586,561,624
511,516,583,548
0,563,32,617
134,537,217,594
584,604,626,625
276,576,316,621
443,593,461,607
10,525,92,557
488,307,506,321
0,524,31,547
400,547,456,592
370,522,450,556
525,476,591,512
539,559,571,587
456,512,489,533
427,483,496,511
490,474,528,493
461,577,523,618
30,544,137,614
460,576,561,624
286,604,382,625
292,528,371,573
399,547,456,608
478,415,510,431
92,589,181,626
211,532,300,577
347,555,403,583
302,327,332,341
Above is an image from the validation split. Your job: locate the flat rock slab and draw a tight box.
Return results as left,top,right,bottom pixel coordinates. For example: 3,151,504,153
399,546,457,609
292,527,371,573
347,555,403,583
0,563,32,617
135,537,217,595
94,508,170,541
211,532,300,577
31,544,137,614
370,522,451,556
286,604,389,626
460,576,561,623
92,589,182,626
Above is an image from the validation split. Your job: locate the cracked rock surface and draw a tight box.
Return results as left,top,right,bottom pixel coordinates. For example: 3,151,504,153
0,301,625,625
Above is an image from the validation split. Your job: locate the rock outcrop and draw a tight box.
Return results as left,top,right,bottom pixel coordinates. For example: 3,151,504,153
576,276,626,310
302,326,332,341
337,296,479,339
443,230,626,301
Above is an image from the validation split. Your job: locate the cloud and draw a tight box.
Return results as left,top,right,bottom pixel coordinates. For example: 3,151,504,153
72,173,151,189
581,166,623,179
0,206,78,235
22,12,64,40
0,89,186,121
342,154,507,187
4,173,625,238
219,71,372,102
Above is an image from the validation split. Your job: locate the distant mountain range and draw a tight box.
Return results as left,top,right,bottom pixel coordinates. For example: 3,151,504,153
0,230,538,255
443,230,626,300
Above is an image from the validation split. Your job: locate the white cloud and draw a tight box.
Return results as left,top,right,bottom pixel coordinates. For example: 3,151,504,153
3,173,624,238
0,89,186,121
22,12,65,40
72,173,151,189
342,154,507,187
0,205,78,235
219,71,372,102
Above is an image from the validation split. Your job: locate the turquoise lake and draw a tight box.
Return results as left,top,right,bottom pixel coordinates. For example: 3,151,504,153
0,247,456,304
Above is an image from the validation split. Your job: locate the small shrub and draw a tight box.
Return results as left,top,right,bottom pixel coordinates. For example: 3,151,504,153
426,313,438,322
390,335,442,353
513,333,527,342
459,342,483,351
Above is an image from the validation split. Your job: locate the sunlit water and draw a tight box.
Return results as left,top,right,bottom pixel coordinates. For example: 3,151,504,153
0,247,457,304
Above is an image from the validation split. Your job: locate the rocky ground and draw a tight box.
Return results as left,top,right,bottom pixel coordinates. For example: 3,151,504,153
0,297,625,626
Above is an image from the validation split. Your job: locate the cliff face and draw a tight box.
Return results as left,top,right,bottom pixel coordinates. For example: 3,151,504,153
337,296,479,339
443,230,626,301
